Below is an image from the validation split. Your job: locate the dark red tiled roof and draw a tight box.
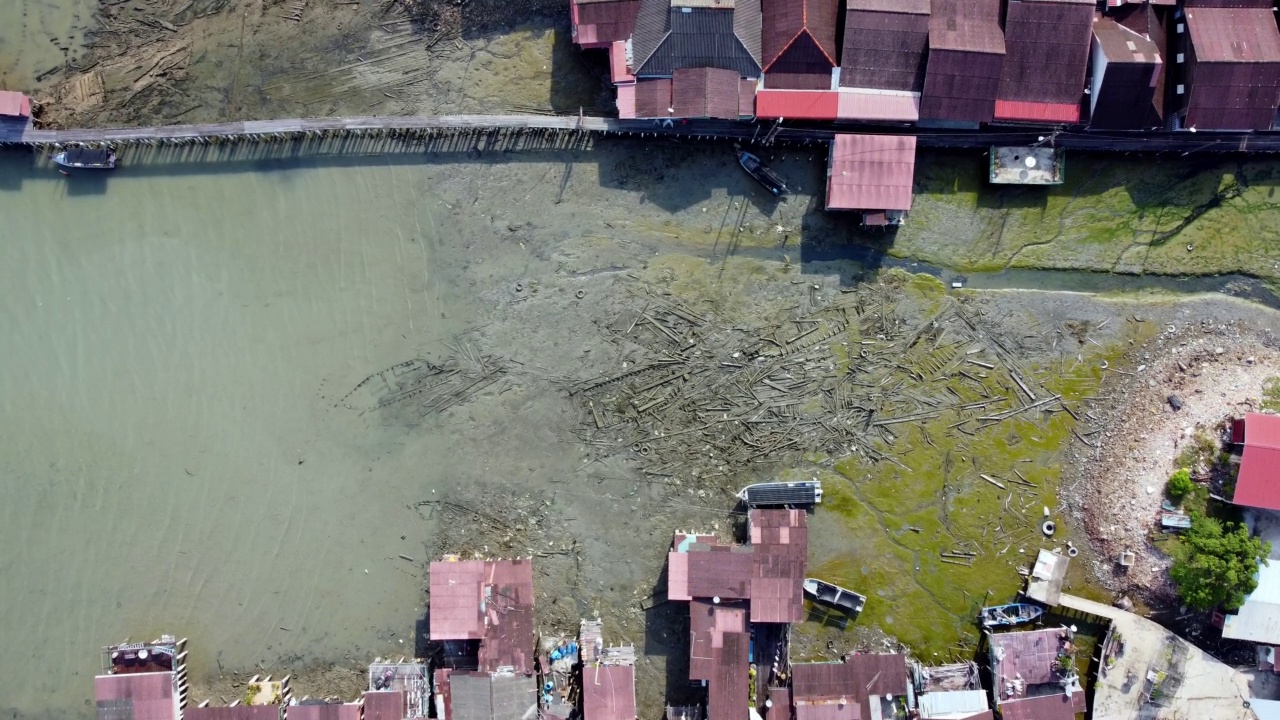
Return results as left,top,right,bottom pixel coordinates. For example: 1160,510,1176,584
672,67,743,119
707,630,749,720
94,673,177,720
1235,413,1280,510
1184,8,1280,131
284,704,362,720
762,0,839,72
686,544,753,599
996,695,1076,720
920,0,1003,123
749,509,807,623
690,599,748,681
430,559,487,640
572,0,641,47
634,78,674,118
582,665,637,720
993,99,1080,123
997,0,1093,108
840,7,929,92
183,707,280,720
363,690,407,720
826,134,916,212
478,559,536,674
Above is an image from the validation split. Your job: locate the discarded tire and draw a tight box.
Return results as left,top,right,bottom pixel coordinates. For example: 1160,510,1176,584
1067,546,1079,557
575,289,586,299
1042,520,1056,537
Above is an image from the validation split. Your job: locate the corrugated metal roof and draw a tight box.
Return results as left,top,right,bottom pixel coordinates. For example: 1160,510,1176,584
755,89,839,119
572,0,641,46
284,703,362,720
917,690,990,719
478,559,536,674
844,654,907,700
707,631,749,720
928,0,1002,53
826,134,916,212
633,78,673,117
611,41,635,83
792,662,859,701
447,673,492,720
672,67,743,118
1182,7,1280,63
689,599,748,681
1235,413,1280,511
363,691,407,720
616,83,637,118
840,8,929,92
430,559,487,640
632,0,672,71
836,88,920,121
637,7,762,77
993,99,1080,123
1093,15,1160,63
1222,559,1280,642
762,0,839,71
582,665,637,720
749,509,807,623
793,705,860,720
0,91,30,118
183,707,280,720
995,695,1075,720
767,688,792,720
765,69,833,90
848,0,928,13
997,0,1093,106
734,0,763,69
95,673,178,720
921,49,1001,122
490,673,538,720
739,78,757,116
686,544,753,599
989,628,1071,691
1185,0,1273,7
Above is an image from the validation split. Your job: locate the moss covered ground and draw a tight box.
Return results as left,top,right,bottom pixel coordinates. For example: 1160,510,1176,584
882,153,1280,282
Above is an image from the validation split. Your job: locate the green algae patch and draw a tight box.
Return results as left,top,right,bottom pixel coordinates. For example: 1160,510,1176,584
885,153,1280,280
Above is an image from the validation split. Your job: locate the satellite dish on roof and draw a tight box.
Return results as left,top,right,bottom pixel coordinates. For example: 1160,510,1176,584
1025,156,1037,168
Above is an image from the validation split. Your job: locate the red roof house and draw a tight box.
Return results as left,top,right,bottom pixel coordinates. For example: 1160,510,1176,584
792,655,908,720
363,690,408,720
920,0,1005,124
0,91,31,118
668,533,728,601
672,67,746,119
826,134,917,224
995,0,1095,124
430,558,488,641
748,508,808,623
429,557,536,674
1234,413,1280,511
838,0,929,121
987,628,1085,720
285,703,362,720
95,672,180,720
183,707,281,720
689,599,748,681
754,89,839,120
707,631,749,720
582,665,637,720
1181,6,1280,130
571,0,641,48
761,0,840,89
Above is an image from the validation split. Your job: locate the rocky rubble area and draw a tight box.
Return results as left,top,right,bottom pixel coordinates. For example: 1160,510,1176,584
1064,312,1280,605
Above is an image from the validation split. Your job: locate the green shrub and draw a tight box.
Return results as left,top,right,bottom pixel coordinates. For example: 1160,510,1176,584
1167,468,1194,501
1170,515,1271,611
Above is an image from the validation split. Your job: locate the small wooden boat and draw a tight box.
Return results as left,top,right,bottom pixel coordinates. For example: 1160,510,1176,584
53,146,117,170
736,147,788,196
737,480,822,506
803,578,866,615
979,603,1043,628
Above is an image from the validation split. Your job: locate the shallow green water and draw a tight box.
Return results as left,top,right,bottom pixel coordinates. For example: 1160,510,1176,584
0,0,97,89
0,149,471,718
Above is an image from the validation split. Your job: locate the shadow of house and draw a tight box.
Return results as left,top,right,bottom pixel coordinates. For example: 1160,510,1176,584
644,565,698,704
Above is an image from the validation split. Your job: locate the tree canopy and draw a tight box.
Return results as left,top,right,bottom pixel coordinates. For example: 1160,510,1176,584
1171,516,1271,611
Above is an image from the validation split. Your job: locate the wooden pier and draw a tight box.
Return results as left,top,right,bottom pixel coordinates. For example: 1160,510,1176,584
4,112,1280,155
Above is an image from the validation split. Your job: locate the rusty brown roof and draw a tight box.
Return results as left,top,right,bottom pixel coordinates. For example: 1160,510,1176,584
673,67,744,118
183,708,280,720
997,0,1094,106
848,0,928,12
430,559,487,640
284,704,362,720
689,599,748,681
749,509,807,623
792,662,860,702
988,628,1072,694
762,0,839,71
768,688,792,720
634,78,674,117
478,559,536,674
582,665,637,720
928,0,1003,53
792,655,907,720
840,8,929,92
686,544,753,599
573,0,642,45
1093,14,1160,63
707,631,750,720
995,695,1076,720
363,690,407,720
826,134,916,212
1187,7,1280,62
844,654,908,702
95,673,178,720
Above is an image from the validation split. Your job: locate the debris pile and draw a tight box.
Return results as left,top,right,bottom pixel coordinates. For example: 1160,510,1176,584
341,345,511,418
571,284,1066,489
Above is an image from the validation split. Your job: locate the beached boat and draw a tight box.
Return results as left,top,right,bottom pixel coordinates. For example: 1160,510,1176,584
53,146,117,170
736,148,788,196
978,603,1043,628
803,578,866,615
737,480,822,507
1160,512,1192,532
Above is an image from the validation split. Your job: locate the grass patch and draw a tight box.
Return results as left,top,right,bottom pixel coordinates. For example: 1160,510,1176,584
1264,377,1280,413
